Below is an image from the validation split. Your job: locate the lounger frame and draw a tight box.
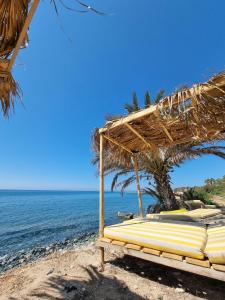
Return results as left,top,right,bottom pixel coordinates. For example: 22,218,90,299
97,134,225,282
97,239,225,282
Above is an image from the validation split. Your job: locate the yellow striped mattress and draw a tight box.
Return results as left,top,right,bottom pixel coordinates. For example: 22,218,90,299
146,208,221,220
104,221,207,259
185,208,221,219
205,225,225,264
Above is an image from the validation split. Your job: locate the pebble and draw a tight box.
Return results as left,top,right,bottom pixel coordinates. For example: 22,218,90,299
0,232,98,273
47,268,54,275
158,277,162,281
175,288,185,293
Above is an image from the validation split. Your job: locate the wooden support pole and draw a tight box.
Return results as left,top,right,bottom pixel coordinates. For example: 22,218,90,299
133,157,144,217
99,134,105,270
8,0,40,71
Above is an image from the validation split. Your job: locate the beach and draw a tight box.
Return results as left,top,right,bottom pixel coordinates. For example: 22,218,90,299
1,241,225,300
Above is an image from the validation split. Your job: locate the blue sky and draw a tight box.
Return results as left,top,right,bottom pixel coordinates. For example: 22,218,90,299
0,0,224,190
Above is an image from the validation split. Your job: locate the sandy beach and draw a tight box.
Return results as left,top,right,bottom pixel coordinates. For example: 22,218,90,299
0,242,225,300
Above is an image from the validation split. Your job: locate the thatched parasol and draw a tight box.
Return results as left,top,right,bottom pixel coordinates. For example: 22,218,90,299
93,71,225,160
0,1,105,117
0,0,39,117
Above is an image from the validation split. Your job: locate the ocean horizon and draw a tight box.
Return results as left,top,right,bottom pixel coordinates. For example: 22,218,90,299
0,190,154,259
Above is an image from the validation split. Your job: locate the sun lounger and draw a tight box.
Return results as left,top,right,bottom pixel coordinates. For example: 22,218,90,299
97,220,225,282
185,200,217,210
205,225,225,264
146,208,222,220
104,221,206,259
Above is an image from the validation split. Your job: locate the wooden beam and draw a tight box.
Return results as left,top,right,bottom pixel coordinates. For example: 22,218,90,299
125,244,142,251
212,264,225,272
99,134,104,237
97,241,225,282
125,123,154,150
99,134,105,270
153,111,174,142
99,105,157,133
186,257,210,268
8,0,40,71
99,77,225,134
111,240,126,246
142,248,161,256
133,157,144,217
103,134,133,154
161,252,183,261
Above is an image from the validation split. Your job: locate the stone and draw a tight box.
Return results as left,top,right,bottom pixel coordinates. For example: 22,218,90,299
175,288,185,293
47,268,54,275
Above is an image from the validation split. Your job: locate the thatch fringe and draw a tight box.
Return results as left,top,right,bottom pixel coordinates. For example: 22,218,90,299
0,1,30,59
0,60,20,117
93,71,225,154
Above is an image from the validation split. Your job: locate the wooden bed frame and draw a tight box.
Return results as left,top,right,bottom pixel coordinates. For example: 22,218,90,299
97,121,225,282
97,238,225,282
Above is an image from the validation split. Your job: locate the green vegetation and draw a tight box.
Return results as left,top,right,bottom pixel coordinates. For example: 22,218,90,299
204,176,225,196
182,175,225,204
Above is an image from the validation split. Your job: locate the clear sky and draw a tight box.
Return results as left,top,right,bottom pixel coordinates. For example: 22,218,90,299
0,0,224,190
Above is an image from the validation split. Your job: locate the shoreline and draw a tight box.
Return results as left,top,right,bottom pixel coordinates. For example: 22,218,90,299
0,231,98,274
1,242,225,299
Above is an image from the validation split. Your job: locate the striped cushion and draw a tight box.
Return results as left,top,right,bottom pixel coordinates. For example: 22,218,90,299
104,221,207,259
205,225,225,264
185,208,221,219
147,208,221,220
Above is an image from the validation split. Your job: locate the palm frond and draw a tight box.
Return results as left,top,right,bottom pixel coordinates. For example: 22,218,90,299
192,146,225,159
143,187,161,201
0,70,20,117
132,92,140,111
144,91,151,108
124,103,135,114
115,175,136,195
111,170,132,191
154,89,166,103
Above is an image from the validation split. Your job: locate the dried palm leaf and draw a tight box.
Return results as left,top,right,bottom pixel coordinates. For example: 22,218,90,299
0,60,20,117
0,0,31,59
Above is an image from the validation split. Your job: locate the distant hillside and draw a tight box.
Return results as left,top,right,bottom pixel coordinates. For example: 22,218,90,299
175,175,225,205
203,176,225,197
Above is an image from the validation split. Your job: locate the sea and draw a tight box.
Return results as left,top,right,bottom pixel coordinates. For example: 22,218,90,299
0,190,154,258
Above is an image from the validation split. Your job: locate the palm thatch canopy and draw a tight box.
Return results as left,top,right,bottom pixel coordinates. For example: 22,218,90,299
93,71,225,155
0,0,39,117
0,0,31,59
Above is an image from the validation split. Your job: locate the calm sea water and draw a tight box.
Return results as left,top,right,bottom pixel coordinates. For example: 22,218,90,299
0,190,154,257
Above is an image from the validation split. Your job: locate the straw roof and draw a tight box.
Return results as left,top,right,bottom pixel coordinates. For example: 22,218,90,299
0,0,35,116
0,1,30,59
93,71,225,155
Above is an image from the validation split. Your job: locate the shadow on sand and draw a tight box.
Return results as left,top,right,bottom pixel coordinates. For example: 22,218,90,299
8,256,225,300
110,255,225,300
9,265,145,300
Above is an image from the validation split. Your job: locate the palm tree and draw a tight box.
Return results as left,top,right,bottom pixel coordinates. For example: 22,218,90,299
93,87,225,212
96,143,225,212
124,90,166,114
